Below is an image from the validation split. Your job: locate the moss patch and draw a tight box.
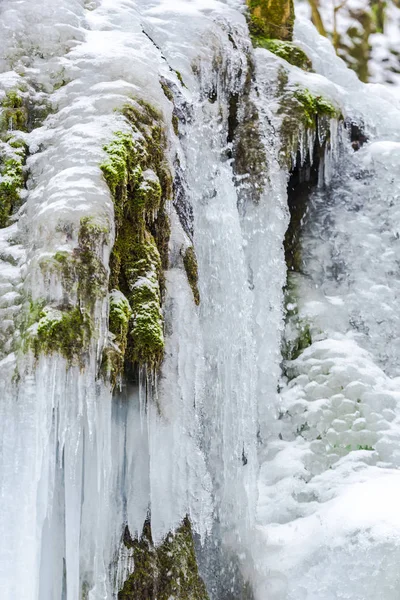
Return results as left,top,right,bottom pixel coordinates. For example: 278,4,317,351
76,216,109,300
109,291,131,354
183,246,200,306
29,305,91,362
172,114,179,136
0,89,28,134
160,81,174,103
254,39,312,70
101,100,172,374
278,73,342,167
292,89,339,126
24,217,108,364
119,517,209,600
174,70,186,88
104,290,132,386
0,137,27,227
247,0,295,42
0,88,55,228
51,217,108,305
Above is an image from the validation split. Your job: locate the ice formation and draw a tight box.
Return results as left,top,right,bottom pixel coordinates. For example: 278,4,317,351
0,0,400,599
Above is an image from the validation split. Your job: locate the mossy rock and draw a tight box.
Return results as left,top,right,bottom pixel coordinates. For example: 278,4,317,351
247,0,295,42
226,59,268,204
109,217,164,370
278,74,342,166
0,137,27,228
254,38,312,70
76,216,109,301
183,246,200,306
26,304,91,363
119,517,209,600
129,236,164,368
101,100,172,376
0,88,55,228
109,290,131,349
23,217,108,364
104,290,132,385
289,88,339,129
0,89,29,134
51,217,108,305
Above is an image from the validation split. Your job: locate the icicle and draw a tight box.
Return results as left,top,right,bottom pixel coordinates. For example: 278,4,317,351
308,128,315,164
299,127,305,165
330,117,339,162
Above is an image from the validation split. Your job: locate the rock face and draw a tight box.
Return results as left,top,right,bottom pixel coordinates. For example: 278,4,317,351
247,0,295,41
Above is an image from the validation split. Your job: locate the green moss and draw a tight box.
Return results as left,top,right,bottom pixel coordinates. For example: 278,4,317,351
332,442,376,457
100,132,138,202
172,114,179,136
183,246,200,306
104,290,132,385
278,76,342,166
174,70,186,88
24,217,108,364
0,139,27,227
119,517,209,600
109,291,131,345
160,81,174,103
247,0,295,42
152,206,171,276
119,521,158,599
112,226,164,368
0,89,56,228
0,89,28,133
26,304,91,363
76,216,108,301
101,100,172,374
50,217,108,304
292,89,339,128
254,39,312,69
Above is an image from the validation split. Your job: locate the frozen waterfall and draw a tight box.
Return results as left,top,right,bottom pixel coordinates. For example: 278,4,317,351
1,0,400,599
